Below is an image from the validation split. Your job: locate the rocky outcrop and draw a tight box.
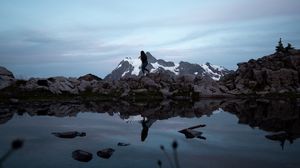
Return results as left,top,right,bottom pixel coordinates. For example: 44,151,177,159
1,48,300,99
220,49,300,95
0,66,15,90
18,76,102,94
0,69,229,100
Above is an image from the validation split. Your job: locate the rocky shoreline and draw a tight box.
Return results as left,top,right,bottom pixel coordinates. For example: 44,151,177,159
1,49,300,102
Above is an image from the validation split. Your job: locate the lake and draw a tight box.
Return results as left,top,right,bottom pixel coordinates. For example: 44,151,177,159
0,99,300,168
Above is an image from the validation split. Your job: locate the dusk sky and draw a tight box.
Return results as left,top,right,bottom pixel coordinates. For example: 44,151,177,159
0,0,300,78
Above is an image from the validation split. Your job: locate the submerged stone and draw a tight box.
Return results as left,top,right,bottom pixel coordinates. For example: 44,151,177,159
117,142,130,146
72,150,93,162
97,148,115,159
178,129,206,140
52,131,86,139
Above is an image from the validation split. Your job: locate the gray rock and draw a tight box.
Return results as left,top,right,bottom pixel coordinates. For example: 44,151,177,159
0,66,14,78
0,66,15,90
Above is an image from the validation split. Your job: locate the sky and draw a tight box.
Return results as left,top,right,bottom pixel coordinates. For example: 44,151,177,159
0,0,300,78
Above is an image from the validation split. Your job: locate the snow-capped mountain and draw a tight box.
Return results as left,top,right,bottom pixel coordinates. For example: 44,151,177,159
105,52,232,80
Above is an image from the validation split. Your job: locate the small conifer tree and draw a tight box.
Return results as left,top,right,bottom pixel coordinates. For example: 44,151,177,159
285,43,294,51
276,38,285,53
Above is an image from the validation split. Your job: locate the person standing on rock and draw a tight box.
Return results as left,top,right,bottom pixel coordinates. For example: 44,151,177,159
139,51,150,75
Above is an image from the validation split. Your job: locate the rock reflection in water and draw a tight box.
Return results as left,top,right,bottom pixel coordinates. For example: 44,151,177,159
221,99,300,149
0,98,300,148
178,124,206,140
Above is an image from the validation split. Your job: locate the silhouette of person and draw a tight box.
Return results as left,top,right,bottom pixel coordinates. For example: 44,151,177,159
139,51,150,75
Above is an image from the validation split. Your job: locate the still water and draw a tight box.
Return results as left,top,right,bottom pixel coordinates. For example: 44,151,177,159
0,99,300,168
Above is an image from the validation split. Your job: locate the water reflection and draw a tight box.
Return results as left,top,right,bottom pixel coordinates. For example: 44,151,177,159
220,99,300,149
178,124,206,140
0,98,300,148
140,117,156,142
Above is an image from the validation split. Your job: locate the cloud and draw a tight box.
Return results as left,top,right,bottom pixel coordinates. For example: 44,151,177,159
0,0,300,77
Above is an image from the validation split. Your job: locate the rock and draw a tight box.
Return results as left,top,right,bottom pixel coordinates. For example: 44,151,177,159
117,142,130,146
0,66,15,90
72,150,93,162
176,74,195,84
160,88,172,98
78,74,102,81
140,77,160,90
9,98,19,103
220,49,300,94
37,79,49,87
132,89,148,93
52,131,86,138
178,129,206,140
97,148,115,159
0,66,14,78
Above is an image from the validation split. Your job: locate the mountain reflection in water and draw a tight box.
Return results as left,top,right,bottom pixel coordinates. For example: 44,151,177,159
0,99,300,168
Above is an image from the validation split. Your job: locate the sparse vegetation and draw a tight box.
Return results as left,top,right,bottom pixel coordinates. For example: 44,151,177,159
275,38,295,53
276,38,285,53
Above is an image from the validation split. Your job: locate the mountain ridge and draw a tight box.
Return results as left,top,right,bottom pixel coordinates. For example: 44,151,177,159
105,52,232,80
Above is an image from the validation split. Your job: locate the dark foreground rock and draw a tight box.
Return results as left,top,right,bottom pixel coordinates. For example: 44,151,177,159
117,142,130,146
97,148,115,159
178,129,206,139
72,150,93,162
52,131,86,139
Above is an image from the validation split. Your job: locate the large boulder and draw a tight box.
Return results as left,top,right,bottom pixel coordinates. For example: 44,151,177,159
22,77,80,94
78,73,102,81
0,66,15,90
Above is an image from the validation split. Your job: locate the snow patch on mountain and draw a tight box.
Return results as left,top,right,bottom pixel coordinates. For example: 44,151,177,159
151,62,179,75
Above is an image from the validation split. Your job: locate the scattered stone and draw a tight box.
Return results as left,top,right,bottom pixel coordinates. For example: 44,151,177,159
117,142,130,146
178,129,206,140
52,131,86,138
72,150,93,162
97,148,115,159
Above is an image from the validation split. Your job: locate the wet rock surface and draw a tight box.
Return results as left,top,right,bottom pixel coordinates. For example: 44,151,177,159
97,148,115,159
117,142,130,146
52,131,86,139
179,124,207,139
179,129,206,139
72,150,93,162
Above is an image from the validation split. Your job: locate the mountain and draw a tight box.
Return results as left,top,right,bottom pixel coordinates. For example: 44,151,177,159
105,52,232,80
